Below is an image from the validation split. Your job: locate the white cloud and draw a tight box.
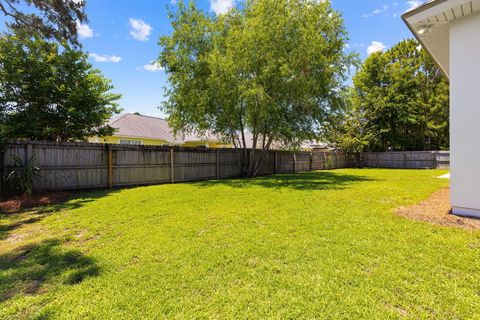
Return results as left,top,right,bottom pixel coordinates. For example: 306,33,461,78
76,21,93,38
362,4,389,18
210,0,236,15
362,2,401,18
129,18,152,41
367,41,386,55
140,61,164,72
406,0,423,12
89,53,122,63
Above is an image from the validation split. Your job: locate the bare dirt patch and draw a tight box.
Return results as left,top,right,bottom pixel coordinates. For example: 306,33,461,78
396,188,480,231
0,192,70,214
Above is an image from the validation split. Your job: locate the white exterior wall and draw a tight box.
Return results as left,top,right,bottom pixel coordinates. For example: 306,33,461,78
450,12,480,217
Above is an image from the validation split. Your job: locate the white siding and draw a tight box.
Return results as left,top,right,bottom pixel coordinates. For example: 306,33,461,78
450,12,480,217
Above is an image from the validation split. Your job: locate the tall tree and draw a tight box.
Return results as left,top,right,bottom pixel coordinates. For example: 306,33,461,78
0,0,86,46
0,34,122,141
160,0,355,177
332,39,449,152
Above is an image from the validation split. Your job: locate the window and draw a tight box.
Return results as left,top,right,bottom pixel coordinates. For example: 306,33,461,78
119,139,143,145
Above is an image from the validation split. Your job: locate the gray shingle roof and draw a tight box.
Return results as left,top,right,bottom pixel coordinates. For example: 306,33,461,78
108,113,329,149
109,113,180,143
109,113,224,144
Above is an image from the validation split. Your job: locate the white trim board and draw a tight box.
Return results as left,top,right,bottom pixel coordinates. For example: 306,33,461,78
452,206,480,218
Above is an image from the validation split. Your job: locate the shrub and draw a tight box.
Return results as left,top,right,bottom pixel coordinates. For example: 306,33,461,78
6,154,40,194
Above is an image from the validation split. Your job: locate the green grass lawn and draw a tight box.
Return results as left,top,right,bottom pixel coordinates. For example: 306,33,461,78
1,169,479,319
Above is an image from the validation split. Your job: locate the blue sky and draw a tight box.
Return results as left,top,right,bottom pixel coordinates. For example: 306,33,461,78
10,0,425,117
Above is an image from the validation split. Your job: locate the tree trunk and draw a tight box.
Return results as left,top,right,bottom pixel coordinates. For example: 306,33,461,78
238,135,273,178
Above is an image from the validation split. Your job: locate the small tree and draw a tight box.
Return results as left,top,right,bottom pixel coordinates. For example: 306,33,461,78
320,88,371,153
159,0,355,177
0,34,122,141
0,0,87,46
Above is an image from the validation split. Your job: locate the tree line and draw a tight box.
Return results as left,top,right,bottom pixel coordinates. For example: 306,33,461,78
159,0,449,175
1,0,449,177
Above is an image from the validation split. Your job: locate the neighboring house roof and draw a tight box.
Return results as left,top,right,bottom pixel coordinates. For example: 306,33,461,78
108,113,225,144
107,113,329,149
402,0,480,78
109,113,177,142
176,130,226,143
300,140,330,150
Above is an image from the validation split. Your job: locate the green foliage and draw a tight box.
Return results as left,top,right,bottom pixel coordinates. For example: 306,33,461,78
327,39,449,152
159,0,356,176
320,88,373,152
6,154,40,194
324,156,334,170
0,0,86,46
0,35,122,141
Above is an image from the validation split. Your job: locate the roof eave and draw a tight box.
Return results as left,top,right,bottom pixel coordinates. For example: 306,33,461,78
401,0,450,79
401,0,450,19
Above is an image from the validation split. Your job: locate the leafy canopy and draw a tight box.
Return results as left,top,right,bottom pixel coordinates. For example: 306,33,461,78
160,0,355,176
0,0,87,46
324,39,449,152
0,35,122,141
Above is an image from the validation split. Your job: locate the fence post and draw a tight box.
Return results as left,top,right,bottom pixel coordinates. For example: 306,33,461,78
433,152,438,169
170,147,175,183
0,147,4,194
403,152,407,169
376,152,380,168
334,151,338,169
25,142,34,191
274,151,278,174
309,152,313,171
107,145,113,188
216,150,220,179
25,142,33,161
323,152,327,170
293,153,297,173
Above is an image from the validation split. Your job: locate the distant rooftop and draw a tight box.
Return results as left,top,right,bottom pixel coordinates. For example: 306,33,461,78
107,113,329,150
108,113,223,144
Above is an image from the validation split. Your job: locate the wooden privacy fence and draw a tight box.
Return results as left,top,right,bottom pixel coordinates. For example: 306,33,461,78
0,141,450,193
0,141,353,193
360,151,450,169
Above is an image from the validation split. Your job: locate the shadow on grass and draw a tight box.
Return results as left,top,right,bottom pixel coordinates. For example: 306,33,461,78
35,190,117,214
0,238,100,302
196,171,374,191
0,214,45,241
0,189,118,241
